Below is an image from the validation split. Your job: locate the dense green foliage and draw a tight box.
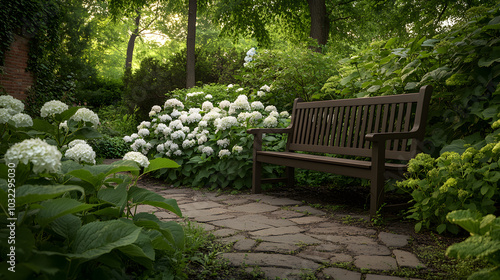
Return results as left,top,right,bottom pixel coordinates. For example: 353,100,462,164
0,98,185,279
123,47,245,120
447,210,500,279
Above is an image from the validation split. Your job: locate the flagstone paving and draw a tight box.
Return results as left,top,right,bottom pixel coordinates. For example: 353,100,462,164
139,181,425,280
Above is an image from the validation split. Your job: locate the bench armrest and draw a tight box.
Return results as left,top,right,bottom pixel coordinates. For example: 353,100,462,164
365,127,423,142
247,128,293,135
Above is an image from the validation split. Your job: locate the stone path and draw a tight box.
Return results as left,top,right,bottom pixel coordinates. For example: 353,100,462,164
138,181,425,280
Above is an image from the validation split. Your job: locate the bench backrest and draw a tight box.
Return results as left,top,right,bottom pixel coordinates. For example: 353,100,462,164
287,86,432,161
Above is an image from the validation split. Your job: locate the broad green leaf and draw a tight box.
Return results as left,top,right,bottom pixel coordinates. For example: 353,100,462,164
98,182,128,210
31,118,55,134
118,232,155,269
16,184,84,206
479,57,500,68
143,157,180,174
447,210,483,234
70,127,102,140
128,186,182,217
384,38,397,49
70,220,141,259
436,224,447,234
446,235,500,259
55,107,79,122
36,198,95,227
51,214,81,240
469,267,500,280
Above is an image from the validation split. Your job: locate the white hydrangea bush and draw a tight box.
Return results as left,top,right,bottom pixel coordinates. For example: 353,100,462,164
124,86,291,189
0,95,33,128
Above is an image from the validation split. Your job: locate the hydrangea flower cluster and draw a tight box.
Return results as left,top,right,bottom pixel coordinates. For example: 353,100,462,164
123,151,150,168
124,88,291,162
0,95,32,127
40,100,69,117
65,140,96,165
4,138,62,173
244,47,256,67
71,108,100,127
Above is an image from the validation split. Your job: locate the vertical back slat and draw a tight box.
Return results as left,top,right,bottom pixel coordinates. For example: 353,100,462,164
340,106,351,147
334,107,344,147
302,108,313,144
329,107,339,146
364,104,376,148
401,102,413,151
358,105,369,148
393,102,405,151
353,105,363,148
312,107,323,145
294,108,305,144
317,107,328,145
346,106,357,147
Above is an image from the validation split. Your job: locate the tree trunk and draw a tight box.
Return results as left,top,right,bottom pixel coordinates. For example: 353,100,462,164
307,0,329,51
125,12,141,69
186,0,197,88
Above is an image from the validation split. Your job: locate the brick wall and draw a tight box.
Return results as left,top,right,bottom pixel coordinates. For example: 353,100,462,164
0,34,34,100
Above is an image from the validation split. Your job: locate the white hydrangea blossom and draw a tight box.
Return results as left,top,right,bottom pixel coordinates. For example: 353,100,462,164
182,139,196,149
123,135,133,142
151,105,162,113
164,98,184,110
187,113,201,124
237,112,251,122
201,146,214,156
249,111,263,123
130,133,139,140
173,150,182,156
269,111,280,118
162,127,173,136
169,120,183,130
0,108,12,124
171,130,186,140
68,139,87,148
215,116,238,131
154,123,168,135
218,149,231,158
149,111,157,117
202,101,214,111
131,138,151,154
71,108,99,127
263,115,278,128
260,85,271,92
228,95,251,114
40,100,69,117
65,143,96,165
59,120,68,131
159,114,172,122
186,91,204,98
138,128,150,137
236,88,244,92
232,145,243,154
171,109,181,118
227,84,234,89
265,105,277,112
4,138,62,173
219,100,231,109
280,111,290,118
202,111,221,122
157,143,165,153
205,94,213,99
251,101,264,110
0,95,24,114
257,91,265,97
198,120,208,127
137,121,151,130
197,134,208,145
123,151,150,168
217,138,230,148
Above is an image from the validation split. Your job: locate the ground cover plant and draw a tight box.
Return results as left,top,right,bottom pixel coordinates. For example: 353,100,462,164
123,84,290,190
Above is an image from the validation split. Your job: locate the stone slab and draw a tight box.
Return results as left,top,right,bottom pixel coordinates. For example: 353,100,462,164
393,250,426,268
227,202,279,213
378,232,410,248
254,242,299,254
259,233,322,245
233,238,257,251
354,255,397,270
270,210,306,219
212,228,239,238
347,243,391,256
250,226,305,237
322,267,361,280
309,224,377,236
258,267,305,280
221,253,320,270
311,234,378,245
291,206,326,216
257,196,303,206
194,214,235,222
297,249,334,262
289,216,327,225
330,253,354,263
211,215,295,231
365,275,422,280
180,201,225,210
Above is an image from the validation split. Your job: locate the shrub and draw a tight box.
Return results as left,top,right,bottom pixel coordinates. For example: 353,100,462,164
123,84,290,190
89,135,131,159
397,119,500,234
446,209,500,278
123,47,245,120
0,96,184,279
74,78,123,108
237,47,339,111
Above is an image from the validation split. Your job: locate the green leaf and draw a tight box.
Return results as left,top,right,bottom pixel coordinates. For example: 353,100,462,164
447,210,482,234
71,127,102,140
36,198,95,227
16,184,85,206
118,232,155,269
436,223,447,234
50,214,81,240
128,186,182,217
31,118,55,134
98,182,128,211
144,157,180,174
446,235,500,259
479,57,500,68
70,220,141,259
55,107,79,122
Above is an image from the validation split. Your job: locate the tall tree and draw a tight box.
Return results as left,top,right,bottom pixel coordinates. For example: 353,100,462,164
186,0,197,88
126,11,141,69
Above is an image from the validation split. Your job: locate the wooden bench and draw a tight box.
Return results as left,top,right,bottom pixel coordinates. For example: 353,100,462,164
247,85,433,217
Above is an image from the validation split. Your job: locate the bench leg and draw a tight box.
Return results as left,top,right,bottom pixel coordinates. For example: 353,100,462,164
370,176,385,218
252,161,262,194
286,167,294,188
